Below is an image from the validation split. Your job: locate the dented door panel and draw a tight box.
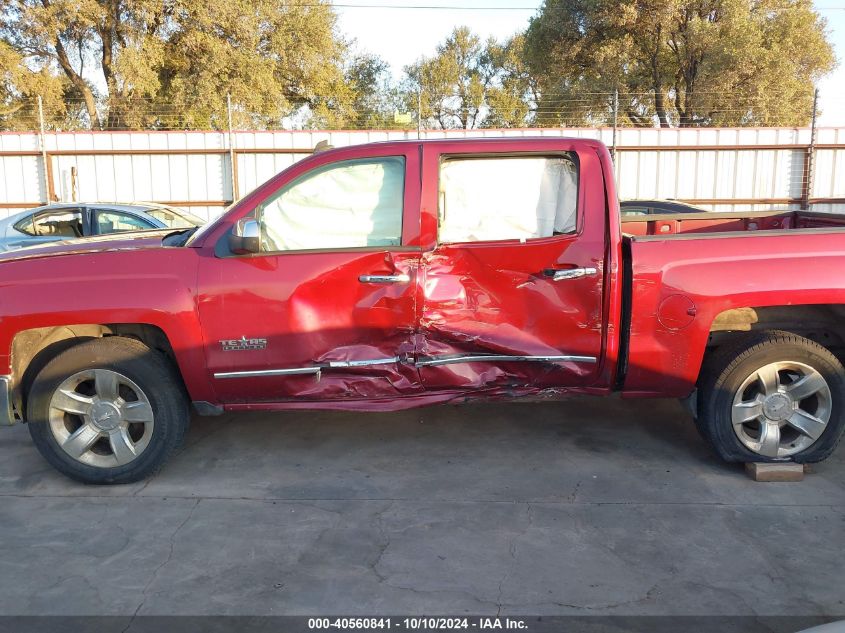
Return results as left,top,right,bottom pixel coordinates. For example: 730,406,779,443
195,143,424,404
415,141,609,392
198,249,421,403
418,239,604,389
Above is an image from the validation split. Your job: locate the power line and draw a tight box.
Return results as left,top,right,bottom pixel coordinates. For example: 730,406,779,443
322,2,845,10
329,3,540,8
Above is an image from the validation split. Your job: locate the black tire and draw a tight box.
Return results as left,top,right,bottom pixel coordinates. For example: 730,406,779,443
27,336,189,484
697,330,845,463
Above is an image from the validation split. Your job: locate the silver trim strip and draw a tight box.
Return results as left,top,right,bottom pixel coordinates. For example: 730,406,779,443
328,357,399,368
214,367,322,379
415,354,597,367
359,274,411,284
214,357,400,379
213,355,595,379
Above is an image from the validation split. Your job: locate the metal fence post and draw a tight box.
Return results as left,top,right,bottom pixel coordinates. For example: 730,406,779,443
70,166,78,202
37,96,50,203
417,89,422,140
226,93,240,202
611,88,619,162
803,88,819,211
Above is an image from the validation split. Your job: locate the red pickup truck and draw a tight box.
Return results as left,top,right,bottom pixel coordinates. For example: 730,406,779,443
2,137,844,484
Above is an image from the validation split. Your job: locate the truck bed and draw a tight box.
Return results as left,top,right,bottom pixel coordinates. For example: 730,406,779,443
621,222,845,398
621,210,845,237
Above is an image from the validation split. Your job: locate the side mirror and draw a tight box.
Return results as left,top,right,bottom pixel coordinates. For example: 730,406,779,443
229,218,260,254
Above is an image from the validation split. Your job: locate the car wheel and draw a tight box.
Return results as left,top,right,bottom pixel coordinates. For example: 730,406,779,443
27,337,189,484
697,330,845,463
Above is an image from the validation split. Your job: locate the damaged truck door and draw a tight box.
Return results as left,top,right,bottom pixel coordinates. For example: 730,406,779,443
197,145,424,403
416,142,607,391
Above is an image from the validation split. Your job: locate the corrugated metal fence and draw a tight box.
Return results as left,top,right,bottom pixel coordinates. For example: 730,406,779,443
1,127,844,220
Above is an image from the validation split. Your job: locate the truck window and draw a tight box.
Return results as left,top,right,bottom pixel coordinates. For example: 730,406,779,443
438,155,578,244
258,157,405,252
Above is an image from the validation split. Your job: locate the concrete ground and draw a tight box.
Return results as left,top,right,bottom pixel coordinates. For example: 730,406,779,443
0,396,843,619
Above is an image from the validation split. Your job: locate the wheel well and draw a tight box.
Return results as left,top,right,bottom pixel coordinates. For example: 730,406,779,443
708,304,845,359
10,324,179,419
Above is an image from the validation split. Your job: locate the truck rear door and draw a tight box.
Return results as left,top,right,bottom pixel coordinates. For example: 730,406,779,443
417,141,607,391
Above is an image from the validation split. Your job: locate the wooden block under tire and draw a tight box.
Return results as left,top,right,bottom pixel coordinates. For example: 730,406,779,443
745,462,806,482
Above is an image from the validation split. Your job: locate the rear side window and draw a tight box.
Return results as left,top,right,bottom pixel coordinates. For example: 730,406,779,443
438,155,578,243
258,156,405,252
95,210,155,234
14,209,84,238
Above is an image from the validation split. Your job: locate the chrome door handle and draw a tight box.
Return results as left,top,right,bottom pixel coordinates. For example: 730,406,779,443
358,273,411,284
543,267,598,281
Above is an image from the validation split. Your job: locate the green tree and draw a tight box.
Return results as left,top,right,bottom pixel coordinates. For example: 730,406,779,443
0,39,72,130
404,27,534,130
158,0,350,130
524,0,836,127
482,34,538,129
405,27,489,129
319,53,406,130
1,0,170,128
0,0,378,130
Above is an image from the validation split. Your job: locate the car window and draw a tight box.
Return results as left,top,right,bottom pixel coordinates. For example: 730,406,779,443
620,207,649,216
14,209,84,238
95,210,155,234
669,203,701,213
146,207,204,228
437,155,578,244
258,157,405,252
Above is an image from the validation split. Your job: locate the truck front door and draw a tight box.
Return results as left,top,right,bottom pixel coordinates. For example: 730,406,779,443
417,142,608,392
196,145,423,404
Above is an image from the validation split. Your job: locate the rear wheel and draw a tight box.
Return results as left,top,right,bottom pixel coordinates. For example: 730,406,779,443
27,337,189,484
697,330,845,463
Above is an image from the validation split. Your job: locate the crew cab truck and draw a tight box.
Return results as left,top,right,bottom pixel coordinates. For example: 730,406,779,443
1,137,844,484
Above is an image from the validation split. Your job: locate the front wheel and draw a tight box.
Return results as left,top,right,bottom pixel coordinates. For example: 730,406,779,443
27,337,189,484
697,330,845,463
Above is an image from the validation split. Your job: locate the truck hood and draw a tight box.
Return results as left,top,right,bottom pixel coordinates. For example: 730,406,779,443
0,230,173,263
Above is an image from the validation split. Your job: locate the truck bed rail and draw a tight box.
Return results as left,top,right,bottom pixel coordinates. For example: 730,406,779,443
621,210,845,237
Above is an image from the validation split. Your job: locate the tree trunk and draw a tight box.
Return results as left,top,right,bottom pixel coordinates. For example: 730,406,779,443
625,107,651,128
674,88,691,127
53,37,101,128
650,26,670,128
40,0,99,128
100,0,123,128
654,87,670,128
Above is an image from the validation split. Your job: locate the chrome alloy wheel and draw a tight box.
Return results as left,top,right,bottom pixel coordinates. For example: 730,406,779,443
732,361,832,458
48,369,155,468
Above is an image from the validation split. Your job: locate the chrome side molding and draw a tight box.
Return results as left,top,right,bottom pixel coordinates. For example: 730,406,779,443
213,354,596,380
214,367,322,380
214,357,399,379
415,354,597,367
328,357,399,368
358,274,410,284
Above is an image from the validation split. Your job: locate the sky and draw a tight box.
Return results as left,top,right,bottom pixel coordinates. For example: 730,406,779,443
335,0,845,126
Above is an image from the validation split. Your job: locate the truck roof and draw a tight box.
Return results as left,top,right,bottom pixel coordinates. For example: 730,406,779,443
317,135,606,150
